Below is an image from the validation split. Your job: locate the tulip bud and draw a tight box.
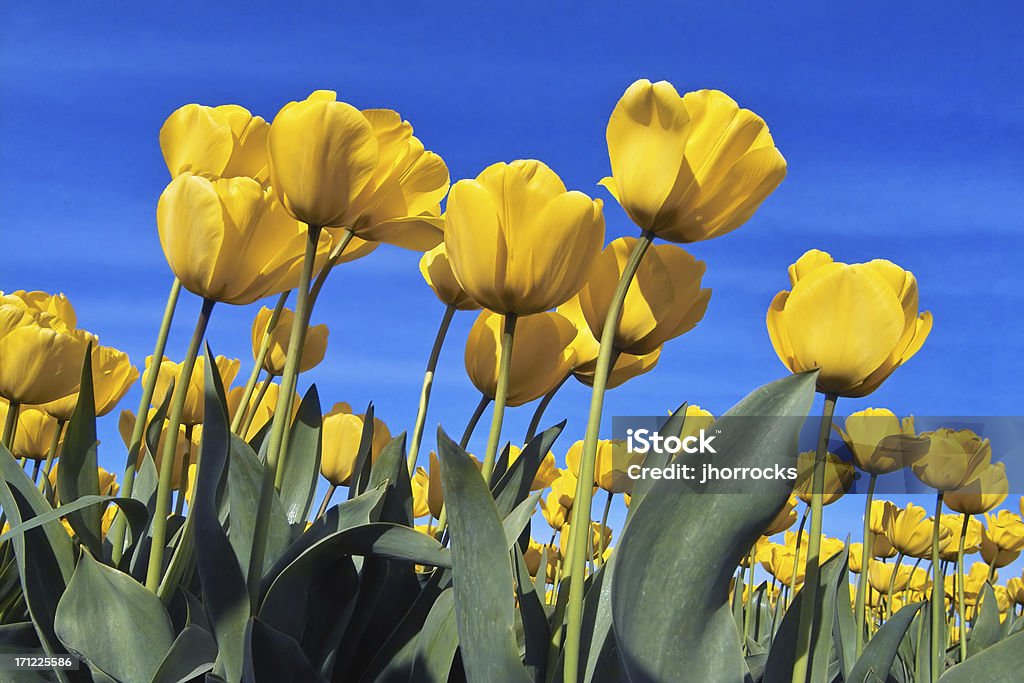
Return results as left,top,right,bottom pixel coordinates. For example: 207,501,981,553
320,403,391,487
146,355,240,427
913,428,991,492
1,404,60,460
250,306,329,377
835,409,927,475
945,462,1009,515
793,451,854,506
420,244,480,310
160,103,270,180
41,344,138,420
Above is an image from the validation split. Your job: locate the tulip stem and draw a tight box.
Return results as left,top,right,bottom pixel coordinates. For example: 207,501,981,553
37,419,66,494
308,229,355,310
563,231,654,683
249,224,321,600
886,551,905,621
30,460,41,483
460,394,491,450
930,491,945,681
597,490,612,564
525,373,570,443
407,303,456,475
789,506,808,608
174,424,194,517
2,402,19,449
239,373,274,441
479,313,518,485
742,547,758,650
790,392,838,683
956,512,970,662
111,277,181,565
145,297,215,592
232,291,289,434
316,483,337,520
855,472,877,656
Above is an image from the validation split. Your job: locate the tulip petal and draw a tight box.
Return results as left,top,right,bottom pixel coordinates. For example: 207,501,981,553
159,104,233,178
445,179,507,312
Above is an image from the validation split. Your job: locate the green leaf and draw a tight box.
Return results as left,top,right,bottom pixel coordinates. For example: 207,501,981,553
366,432,413,526
348,402,376,499
808,544,849,681
409,588,459,683
513,544,551,679
503,491,543,548
967,582,1001,657
833,553,857,679
0,495,145,549
437,427,531,683
939,629,1024,681
611,371,817,683
847,601,923,683
151,624,217,683
628,402,688,512
279,385,323,527
243,617,327,683
227,434,292,578
492,422,565,519
54,552,174,682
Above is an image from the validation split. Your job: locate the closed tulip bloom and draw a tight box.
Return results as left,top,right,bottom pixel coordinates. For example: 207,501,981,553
507,445,559,491
0,290,77,327
767,250,932,397
980,532,1019,568
160,103,269,180
867,560,913,594
578,237,711,355
320,402,392,487
267,90,379,228
157,174,333,305
420,244,480,310
871,533,899,559
601,79,786,243
146,354,240,426
793,451,854,505
227,382,299,442
849,543,864,574
679,404,716,441
465,310,576,407
1006,577,1024,605
542,491,570,530
557,294,659,389
869,500,899,535
939,514,983,560
444,159,605,315
566,438,642,495
410,468,431,519
412,451,481,519
945,462,1009,515
251,306,329,376
41,344,138,420
983,511,1024,552
524,539,559,583
551,468,591,511
3,404,59,460
835,409,927,475
887,503,951,558
118,410,197,490
0,297,93,405
49,462,119,499
764,494,799,536
763,545,803,586
913,428,991,491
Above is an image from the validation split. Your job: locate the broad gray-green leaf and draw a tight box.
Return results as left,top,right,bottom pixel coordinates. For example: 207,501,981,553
939,629,1024,681
437,427,531,683
243,617,327,683
611,372,817,683
492,421,565,519
280,385,323,526
151,624,217,683
967,582,1001,657
409,588,459,683
847,601,922,683
54,552,173,682
227,434,291,577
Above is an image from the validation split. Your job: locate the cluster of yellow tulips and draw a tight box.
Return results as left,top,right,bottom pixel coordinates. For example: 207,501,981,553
2,76,1021,683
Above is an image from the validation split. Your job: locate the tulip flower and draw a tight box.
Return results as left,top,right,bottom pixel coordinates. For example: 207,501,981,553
157,174,333,305
577,237,710,356
835,409,926,475
420,244,481,311
227,382,299,443
250,306,329,377
524,539,559,583
767,250,932,398
507,445,559,491
542,491,570,530
887,503,951,559
867,560,912,595
913,428,991,492
848,543,864,574
146,355,240,427
41,344,138,421
551,469,589,511
793,451,853,506
600,79,786,243
465,310,576,407
764,495,799,536
1006,577,1024,606
940,514,983,559
983,511,1024,553
560,521,612,562
320,402,392,487
160,103,269,180
679,404,716,441
412,450,474,520
410,468,431,519
566,439,642,496
945,462,1009,515
1,403,59,462
118,410,199,490
0,290,76,326
869,500,898,535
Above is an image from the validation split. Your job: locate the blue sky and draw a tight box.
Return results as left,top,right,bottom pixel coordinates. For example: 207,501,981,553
2,3,1023,569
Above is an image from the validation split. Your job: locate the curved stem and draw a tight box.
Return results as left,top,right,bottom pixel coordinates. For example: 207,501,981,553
956,512,970,662
232,292,289,434
597,490,612,565
30,459,42,483
789,506,808,608
38,419,66,494
308,228,355,310
930,491,945,681
315,483,337,520
742,547,758,650
238,373,274,440
460,394,490,450
407,304,456,474
855,473,877,656
562,232,653,683
525,374,570,444
145,297,215,591
2,402,19,449
111,277,181,564
791,392,838,683
249,225,321,599
479,313,517,484
886,551,905,621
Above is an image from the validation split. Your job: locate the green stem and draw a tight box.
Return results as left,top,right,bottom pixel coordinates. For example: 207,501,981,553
174,424,194,517
855,472,877,656
238,373,273,440
956,512,969,662
930,491,945,681
742,547,758,650
460,394,490,450
562,232,653,683
597,490,612,564
790,392,838,683
407,303,456,475
886,551,905,621
111,277,181,564
479,313,517,485
308,229,354,310
2,402,19,449
30,459,41,483
525,373,569,444
144,297,215,592
232,291,289,434
315,483,337,520
38,420,66,494
249,224,321,599
789,506,808,608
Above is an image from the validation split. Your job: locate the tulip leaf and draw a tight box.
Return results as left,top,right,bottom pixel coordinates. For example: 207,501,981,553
56,343,103,556
348,402,376,498
243,617,327,683
628,402,688,512
833,554,857,678
847,601,923,683
54,551,174,682
227,433,292,578
280,384,323,527
408,588,459,683
436,426,531,683
504,491,543,548
365,431,413,525
967,582,1001,657
939,629,1024,681
127,451,159,578
512,544,551,680
151,624,217,683
492,421,565,519
808,544,849,681
611,371,817,683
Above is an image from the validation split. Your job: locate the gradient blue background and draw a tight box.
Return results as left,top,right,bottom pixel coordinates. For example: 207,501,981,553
2,3,1022,576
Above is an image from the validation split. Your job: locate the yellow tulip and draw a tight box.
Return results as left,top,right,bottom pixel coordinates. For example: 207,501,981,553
849,543,864,574
793,451,853,505
945,462,1009,515
867,560,913,594
557,294,659,389
48,461,119,500
913,428,991,492
980,533,1019,569
541,491,570,530
886,503,951,558
320,402,392,487
267,90,379,228
0,296,92,405
157,174,332,305
412,450,477,520
764,494,799,536
465,310,576,407
871,533,899,559
410,468,431,518
507,445,559,491
159,103,269,180
578,237,710,355
2,403,59,460
0,290,76,327
767,249,932,397
550,468,591,511
679,404,716,441
600,79,786,243
983,511,1024,552
444,159,605,315
524,539,560,583
227,382,299,442
250,306,329,376
560,521,612,561
909,566,932,593
869,500,898,535
834,408,926,475
939,514,983,560
146,355,240,426
118,410,198,490
41,344,138,420
566,439,642,495
962,562,994,599
420,244,481,310
762,545,803,586
1006,577,1024,605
